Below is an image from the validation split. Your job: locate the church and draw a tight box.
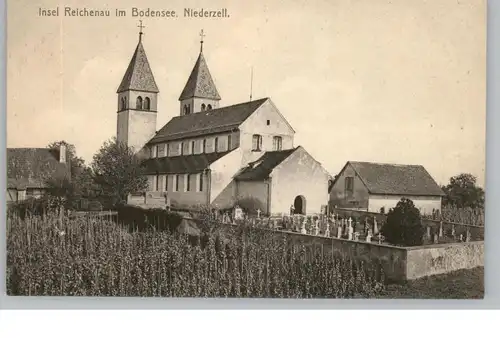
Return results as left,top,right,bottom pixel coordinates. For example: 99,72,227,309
117,28,331,216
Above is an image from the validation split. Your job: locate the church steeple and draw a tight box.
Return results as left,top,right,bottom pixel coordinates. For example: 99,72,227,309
116,22,159,152
179,30,221,116
117,24,159,94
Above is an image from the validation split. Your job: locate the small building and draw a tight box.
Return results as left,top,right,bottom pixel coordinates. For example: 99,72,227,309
329,161,445,215
7,144,70,203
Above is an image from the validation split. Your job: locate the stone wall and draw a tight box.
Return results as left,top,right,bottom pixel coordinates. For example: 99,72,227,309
406,241,484,280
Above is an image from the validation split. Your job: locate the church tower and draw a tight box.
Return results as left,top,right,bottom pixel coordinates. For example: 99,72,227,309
178,30,221,116
116,23,159,152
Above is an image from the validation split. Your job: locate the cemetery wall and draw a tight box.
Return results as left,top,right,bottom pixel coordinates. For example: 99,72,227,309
405,241,484,280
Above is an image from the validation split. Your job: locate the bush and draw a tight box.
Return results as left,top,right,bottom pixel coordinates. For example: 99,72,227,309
115,205,183,233
381,198,424,246
7,197,58,220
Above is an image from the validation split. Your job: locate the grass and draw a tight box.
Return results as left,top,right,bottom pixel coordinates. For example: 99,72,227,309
378,267,484,299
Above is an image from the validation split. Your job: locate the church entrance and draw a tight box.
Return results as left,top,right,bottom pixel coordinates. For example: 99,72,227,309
293,195,306,215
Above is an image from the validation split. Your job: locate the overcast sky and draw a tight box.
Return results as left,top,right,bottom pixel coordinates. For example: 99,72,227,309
7,0,486,186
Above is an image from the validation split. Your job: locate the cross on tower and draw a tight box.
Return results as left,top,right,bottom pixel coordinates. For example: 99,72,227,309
199,29,206,52
138,20,145,40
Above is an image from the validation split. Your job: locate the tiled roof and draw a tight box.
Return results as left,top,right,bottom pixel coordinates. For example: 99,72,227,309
7,148,71,189
347,161,445,196
142,151,232,174
148,98,268,143
117,39,159,93
179,52,220,100
235,148,298,181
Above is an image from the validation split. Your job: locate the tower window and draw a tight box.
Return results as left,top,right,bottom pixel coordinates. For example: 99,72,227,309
214,137,219,153
252,134,262,151
201,103,206,112
136,96,143,109
273,136,282,151
207,104,212,110
267,120,270,126
183,104,190,115
202,139,207,153
121,97,127,110
144,97,151,110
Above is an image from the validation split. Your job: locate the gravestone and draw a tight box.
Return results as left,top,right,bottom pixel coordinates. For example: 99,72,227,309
324,222,330,237
337,224,342,238
373,218,378,234
366,230,372,243
256,208,261,219
353,232,359,241
347,222,354,240
439,221,443,237
300,218,307,234
234,205,244,220
313,219,320,236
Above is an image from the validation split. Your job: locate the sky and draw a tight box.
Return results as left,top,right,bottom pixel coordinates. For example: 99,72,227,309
7,0,486,186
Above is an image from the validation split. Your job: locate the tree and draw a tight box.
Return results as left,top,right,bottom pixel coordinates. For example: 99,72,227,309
91,138,148,207
44,173,76,211
381,198,424,246
442,173,484,209
47,140,97,207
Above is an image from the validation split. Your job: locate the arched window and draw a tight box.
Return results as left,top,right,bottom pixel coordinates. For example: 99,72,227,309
183,105,189,115
136,96,143,109
252,134,262,151
207,104,212,110
201,103,206,112
273,136,282,151
144,97,151,110
214,137,219,153
202,139,207,153
120,97,127,110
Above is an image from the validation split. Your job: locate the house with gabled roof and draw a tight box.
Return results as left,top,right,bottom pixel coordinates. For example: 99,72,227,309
328,161,445,215
6,145,70,203
117,30,331,215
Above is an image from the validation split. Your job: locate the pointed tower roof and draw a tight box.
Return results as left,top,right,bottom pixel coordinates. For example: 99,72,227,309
117,35,159,93
179,52,221,101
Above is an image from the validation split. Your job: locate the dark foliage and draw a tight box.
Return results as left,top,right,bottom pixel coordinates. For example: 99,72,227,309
115,205,183,233
442,173,484,209
381,198,424,246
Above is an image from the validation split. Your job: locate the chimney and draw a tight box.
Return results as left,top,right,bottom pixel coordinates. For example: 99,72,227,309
59,144,67,163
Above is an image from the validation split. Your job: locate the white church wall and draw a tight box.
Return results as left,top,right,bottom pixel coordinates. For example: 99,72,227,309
368,195,442,215
239,99,295,166
158,131,238,158
270,147,330,215
209,148,244,208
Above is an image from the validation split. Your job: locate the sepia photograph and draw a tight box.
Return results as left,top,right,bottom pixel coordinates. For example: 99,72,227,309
5,0,485,299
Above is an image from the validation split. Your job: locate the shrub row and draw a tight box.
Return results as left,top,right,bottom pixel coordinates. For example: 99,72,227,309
115,205,183,233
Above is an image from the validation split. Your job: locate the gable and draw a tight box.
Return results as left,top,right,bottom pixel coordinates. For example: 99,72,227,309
238,98,295,135
148,98,268,144
337,161,445,196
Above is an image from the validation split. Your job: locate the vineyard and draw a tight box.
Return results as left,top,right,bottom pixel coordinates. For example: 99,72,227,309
6,213,386,298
